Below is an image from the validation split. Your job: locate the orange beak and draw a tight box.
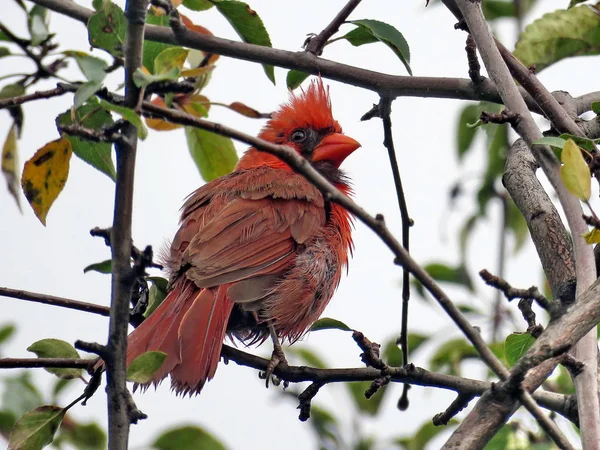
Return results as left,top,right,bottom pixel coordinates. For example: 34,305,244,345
312,133,361,167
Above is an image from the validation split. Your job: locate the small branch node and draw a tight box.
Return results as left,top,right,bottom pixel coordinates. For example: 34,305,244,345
479,109,519,126
561,354,585,377
365,375,391,399
90,227,112,247
433,393,475,426
75,340,107,359
297,381,324,422
352,331,387,370
122,388,147,424
465,34,483,85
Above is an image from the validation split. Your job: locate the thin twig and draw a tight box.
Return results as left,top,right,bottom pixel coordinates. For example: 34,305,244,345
304,0,362,55
0,287,579,424
0,286,111,316
465,35,483,85
0,358,95,369
433,393,475,426
28,0,547,112
443,1,597,448
479,269,552,311
0,83,68,109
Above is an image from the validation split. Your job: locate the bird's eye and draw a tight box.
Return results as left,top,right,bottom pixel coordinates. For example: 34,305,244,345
290,129,307,143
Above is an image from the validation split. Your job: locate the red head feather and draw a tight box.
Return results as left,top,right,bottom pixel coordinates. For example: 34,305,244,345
237,79,343,171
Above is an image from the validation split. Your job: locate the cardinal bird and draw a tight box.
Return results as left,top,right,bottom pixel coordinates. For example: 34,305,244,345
126,79,360,395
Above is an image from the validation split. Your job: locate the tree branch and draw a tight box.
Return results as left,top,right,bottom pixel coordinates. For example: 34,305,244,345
0,287,577,424
0,83,69,109
103,0,149,448
0,358,95,369
442,1,599,448
304,0,362,55
26,0,548,111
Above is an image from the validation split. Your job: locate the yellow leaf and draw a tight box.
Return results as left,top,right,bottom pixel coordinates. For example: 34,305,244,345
583,229,600,244
180,94,210,118
560,139,591,201
180,66,213,77
21,137,72,225
2,124,21,211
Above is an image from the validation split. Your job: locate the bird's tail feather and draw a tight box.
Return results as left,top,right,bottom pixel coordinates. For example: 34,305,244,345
126,280,234,395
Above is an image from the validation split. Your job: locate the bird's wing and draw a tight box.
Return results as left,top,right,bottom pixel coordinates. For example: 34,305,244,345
169,167,326,295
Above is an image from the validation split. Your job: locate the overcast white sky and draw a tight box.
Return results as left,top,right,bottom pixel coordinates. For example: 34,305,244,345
1,0,598,448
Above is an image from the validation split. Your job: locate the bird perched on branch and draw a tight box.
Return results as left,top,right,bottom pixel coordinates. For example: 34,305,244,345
126,79,361,395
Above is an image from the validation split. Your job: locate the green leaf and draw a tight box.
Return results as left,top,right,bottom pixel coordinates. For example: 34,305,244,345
8,405,65,450
558,133,600,153
456,104,482,159
347,381,387,416
560,138,591,201
383,333,428,366
28,5,49,46
479,123,508,213
423,262,473,292
126,351,167,384
87,1,126,57
83,259,112,274
569,0,590,8
144,277,169,318
459,214,478,259
430,338,479,375
514,5,600,72
59,421,107,450
592,101,600,114
0,47,11,58
63,51,108,82
56,104,116,180
0,410,17,438
183,0,214,10
73,80,103,110
143,12,174,72
27,339,82,380
533,136,567,149
506,197,529,253
349,20,411,75
395,418,459,450
505,332,536,366
185,127,238,181
133,67,180,89
287,347,327,369
51,378,73,401
0,324,16,345
153,425,227,450
308,406,344,449
2,373,44,418
309,317,352,332
0,84,26,99
286,70,310,90
338,25,379,46
92,0,106,10
154,47,189,74
485,425,512,450
98,100,148,140
214,1,275,84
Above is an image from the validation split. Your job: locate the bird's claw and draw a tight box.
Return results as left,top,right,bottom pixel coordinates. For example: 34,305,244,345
265,346,287,388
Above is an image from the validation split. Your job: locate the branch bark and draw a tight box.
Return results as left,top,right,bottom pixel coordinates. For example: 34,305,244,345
0,289,577,424
442,1,600,448
103,1,149,448
26,0,548,111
